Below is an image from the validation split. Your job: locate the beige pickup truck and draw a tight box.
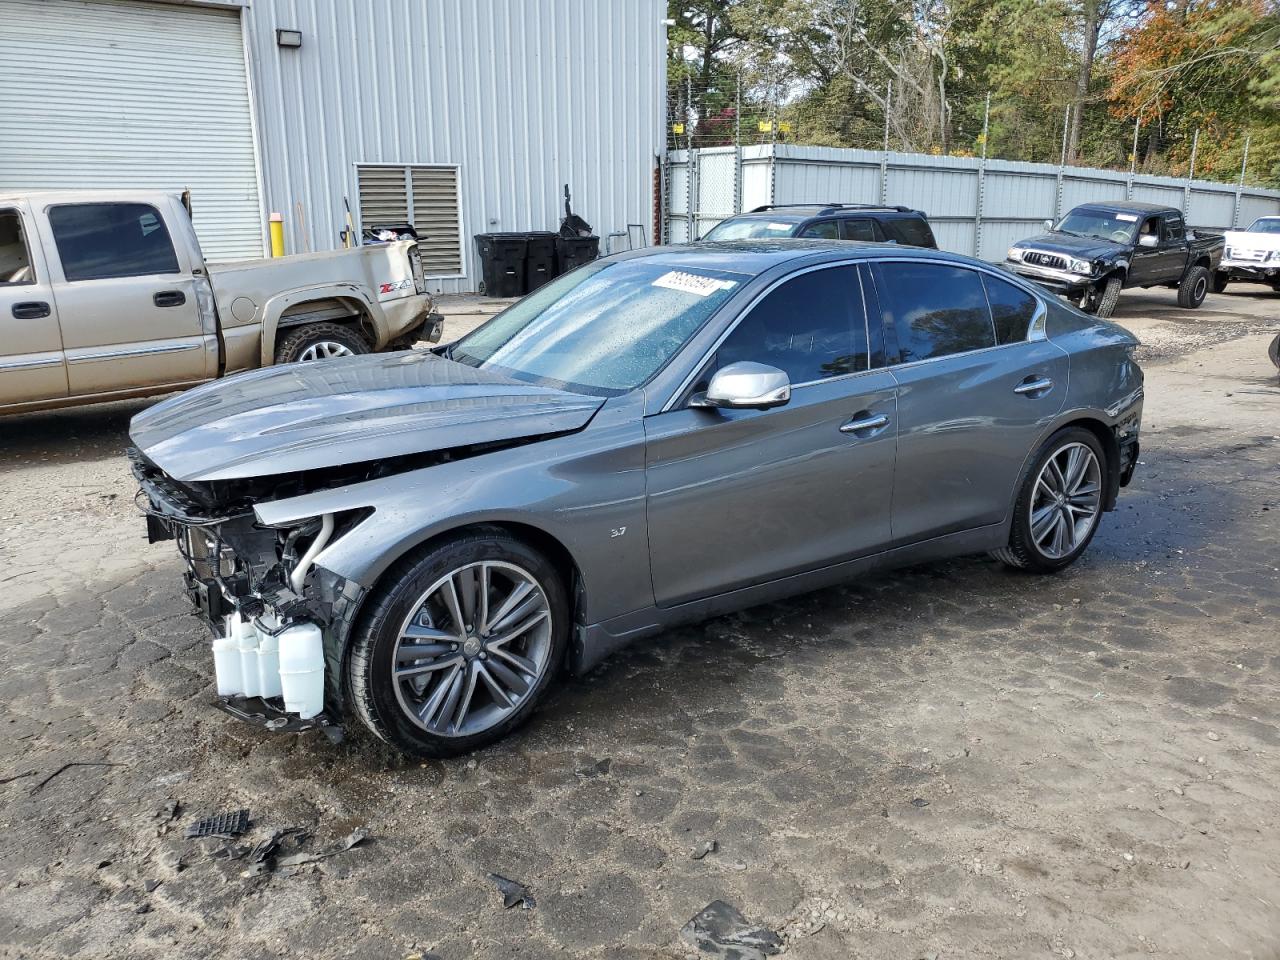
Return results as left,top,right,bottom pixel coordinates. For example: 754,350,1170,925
0,190,441,415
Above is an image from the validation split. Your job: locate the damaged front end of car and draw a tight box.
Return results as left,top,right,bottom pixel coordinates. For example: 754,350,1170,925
131,449,377,741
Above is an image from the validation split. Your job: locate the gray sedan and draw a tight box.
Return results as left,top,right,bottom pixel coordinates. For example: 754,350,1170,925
131,240,1144,757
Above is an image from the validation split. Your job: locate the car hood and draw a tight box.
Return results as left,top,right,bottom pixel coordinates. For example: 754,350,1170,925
129,351,605,482
1224,230,1280,252
1015,232,1126,260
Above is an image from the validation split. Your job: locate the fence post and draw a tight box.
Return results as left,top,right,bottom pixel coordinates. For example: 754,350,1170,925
879,80,892,205
685,75,695,241
1127,117,1140,200
1232,135,1251,228
974,92,990,259
1055,103,1069,219
734,71,743,215
1183,128,1199,218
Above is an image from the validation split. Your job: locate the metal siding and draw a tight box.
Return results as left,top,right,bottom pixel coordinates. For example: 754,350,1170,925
0,0,264,261
244,0,666,292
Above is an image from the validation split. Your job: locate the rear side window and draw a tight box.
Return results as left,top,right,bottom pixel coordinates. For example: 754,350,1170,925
841,219,878,242
882,217,936,248
872,262,994,362
797,220,839,239
982,274,1039,344
49,203,180,281
717,264,870,382
1162,216,1185,242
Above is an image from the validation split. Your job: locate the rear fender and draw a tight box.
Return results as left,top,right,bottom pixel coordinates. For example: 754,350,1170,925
260,284,379,365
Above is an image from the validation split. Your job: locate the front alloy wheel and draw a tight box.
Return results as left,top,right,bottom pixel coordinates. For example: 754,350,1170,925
348,529,568,757
994,427,1107,573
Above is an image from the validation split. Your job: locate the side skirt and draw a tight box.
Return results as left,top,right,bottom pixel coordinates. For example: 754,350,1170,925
570,522,1008,675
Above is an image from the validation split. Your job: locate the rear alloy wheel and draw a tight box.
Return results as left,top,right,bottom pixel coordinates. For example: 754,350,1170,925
994,427,1106,573
1177,265,1210,308
348,530,568,757
1080,275,1122,318
275,322,370,364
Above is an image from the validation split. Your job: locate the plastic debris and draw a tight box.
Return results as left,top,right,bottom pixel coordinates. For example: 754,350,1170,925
487,872,536,910
575,757,612,778
185,809,250,839
692,839,718,860
681,900,783,960
911,797,930,808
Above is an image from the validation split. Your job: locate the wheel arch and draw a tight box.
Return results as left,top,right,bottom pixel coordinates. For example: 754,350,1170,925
1045,414,1122,511
259,284,378,366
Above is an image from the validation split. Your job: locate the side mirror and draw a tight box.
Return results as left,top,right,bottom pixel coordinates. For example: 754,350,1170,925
1043,219,1055,231
690,361,791,411
1138,234,1158,248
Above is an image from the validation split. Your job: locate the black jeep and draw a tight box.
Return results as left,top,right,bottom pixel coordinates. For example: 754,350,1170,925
1006,201,1224,318
699,203,937,247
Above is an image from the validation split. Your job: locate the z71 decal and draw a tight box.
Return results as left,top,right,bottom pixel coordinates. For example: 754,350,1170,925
378,278,414,299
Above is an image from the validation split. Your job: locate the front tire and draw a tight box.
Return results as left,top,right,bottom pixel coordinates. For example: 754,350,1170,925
347,529,569,758
1080,275,1123,318
993,427,1107,574
1178,265,1210,308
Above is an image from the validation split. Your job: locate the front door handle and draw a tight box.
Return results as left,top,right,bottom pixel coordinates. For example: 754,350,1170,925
12,301,51,320
153,290,186,308
840,412,890,435
1014,376,1054,396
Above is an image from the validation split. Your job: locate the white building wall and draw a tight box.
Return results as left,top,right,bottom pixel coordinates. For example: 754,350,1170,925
243,0,667,292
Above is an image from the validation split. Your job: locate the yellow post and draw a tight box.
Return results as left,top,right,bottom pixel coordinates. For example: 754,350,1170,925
269,212,285,258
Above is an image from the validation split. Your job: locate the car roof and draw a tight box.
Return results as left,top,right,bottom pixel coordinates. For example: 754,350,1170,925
609,239,977,278
1073,200,1179,216
730,203,918,219
0,189,184,206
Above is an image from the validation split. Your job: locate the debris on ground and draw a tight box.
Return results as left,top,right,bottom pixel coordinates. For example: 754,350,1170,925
184,809,250,839
692,839,718,860
681,900,783,960
487,872,536,910
272,827,369,871
575,757,612,778
29,761,122,795
911,797,930,808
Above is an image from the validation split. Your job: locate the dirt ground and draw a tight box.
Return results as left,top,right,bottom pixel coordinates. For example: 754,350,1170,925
1,284,1278,960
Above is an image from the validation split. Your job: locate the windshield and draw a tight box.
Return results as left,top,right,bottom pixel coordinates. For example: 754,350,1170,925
1247,218,1280,234
448,260,746,396
702,218,800,241
1054,209,1140,243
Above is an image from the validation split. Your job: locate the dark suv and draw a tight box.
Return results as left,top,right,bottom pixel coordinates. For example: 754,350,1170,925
700,203,937,247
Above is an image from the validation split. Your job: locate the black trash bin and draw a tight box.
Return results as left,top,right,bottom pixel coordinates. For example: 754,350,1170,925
525,231,559,291
555,235,600,275
474,233,528,297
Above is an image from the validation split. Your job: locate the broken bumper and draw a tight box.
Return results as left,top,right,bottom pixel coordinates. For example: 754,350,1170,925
1006,261,1093,295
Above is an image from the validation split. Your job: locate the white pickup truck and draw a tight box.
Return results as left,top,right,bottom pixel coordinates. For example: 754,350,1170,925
0,190,441,415
1214,215,1280,292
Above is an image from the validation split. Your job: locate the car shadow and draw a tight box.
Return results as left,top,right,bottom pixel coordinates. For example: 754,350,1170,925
0,396,160,475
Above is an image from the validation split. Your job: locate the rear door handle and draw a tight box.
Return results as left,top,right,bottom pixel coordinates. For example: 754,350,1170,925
840,412,890,435
153,290,186,307
1014,376,1054,396
12,301,51,320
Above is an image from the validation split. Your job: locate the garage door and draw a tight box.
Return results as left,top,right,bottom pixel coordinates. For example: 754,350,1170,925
0,0,263,261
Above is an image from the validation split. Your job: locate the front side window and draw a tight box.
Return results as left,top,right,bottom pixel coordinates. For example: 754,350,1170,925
702,218,801,241
0,210,33,285
872,262,995,363
49,203,179,281
797,220,839,239
983,274,1038,345
449,260,745,396
716,265,869,383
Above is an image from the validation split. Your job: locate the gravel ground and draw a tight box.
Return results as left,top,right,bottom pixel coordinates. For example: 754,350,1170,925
0,284,1277,960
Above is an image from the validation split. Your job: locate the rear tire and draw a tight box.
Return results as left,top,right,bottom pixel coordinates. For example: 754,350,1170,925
347,529,569,758
1080,275,1122,318
1211,270,1230,294
1177,265,1210,308
993,427,1107,574
275,322,370,363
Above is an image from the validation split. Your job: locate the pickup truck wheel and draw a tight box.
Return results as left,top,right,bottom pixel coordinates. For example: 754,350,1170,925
1177,265,1210,308
275,323,370,363
1081,275,1122,318
993,427,1106,574
1211,270,1230,294
347,529,570,758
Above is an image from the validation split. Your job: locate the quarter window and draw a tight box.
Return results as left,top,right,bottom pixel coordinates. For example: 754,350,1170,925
841,219,878,242
717,265,869,383
881,217,935,248
872,262,995,362
0,211,34,285
49,203,179,281
1162,216,1185,243
982,274,1039,345
797,220,840,239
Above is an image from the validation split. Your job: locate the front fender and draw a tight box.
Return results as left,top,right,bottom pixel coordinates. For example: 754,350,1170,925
258,283,378,365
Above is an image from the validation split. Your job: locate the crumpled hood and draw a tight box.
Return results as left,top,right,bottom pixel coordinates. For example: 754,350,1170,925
1015,232,1126,261
130,351,605,482
1223,229,1280,253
